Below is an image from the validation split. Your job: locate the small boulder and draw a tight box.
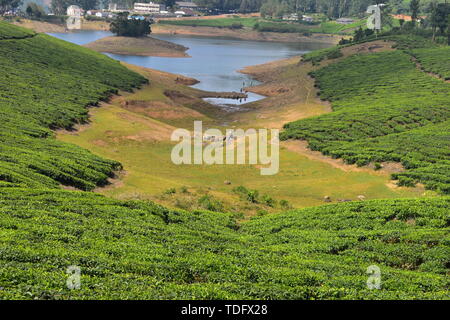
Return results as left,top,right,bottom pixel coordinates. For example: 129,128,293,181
224,180,231,185
323,196,331,202
357,195,366,201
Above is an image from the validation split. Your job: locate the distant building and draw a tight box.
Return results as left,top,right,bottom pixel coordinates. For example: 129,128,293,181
128,15,145,20
336,18,354,24
134,2,166,14
174,8,195,16
282,13,298,21
95,12,109,18
392,14,412,21
391,14,426,22
109,3,130,12
302,15,313,22
176,1,198,10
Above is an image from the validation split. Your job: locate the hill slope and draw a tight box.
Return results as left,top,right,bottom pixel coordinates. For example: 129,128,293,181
0,190,449,299
282,40,450,194
0,21,146,190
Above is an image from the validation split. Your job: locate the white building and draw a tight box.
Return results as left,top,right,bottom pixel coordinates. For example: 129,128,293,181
134,2,166,14
95,12,109,18
302,15,314,22
175,1,198,10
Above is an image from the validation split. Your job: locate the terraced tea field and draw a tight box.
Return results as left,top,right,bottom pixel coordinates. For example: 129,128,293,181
282,48,450,194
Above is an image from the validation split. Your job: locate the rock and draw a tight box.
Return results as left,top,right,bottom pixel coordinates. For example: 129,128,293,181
323,196,331,202
357,195,366,201
224,180,231,185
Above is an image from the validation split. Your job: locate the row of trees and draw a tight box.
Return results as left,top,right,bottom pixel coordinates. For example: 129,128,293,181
258,0,448,19
109,12,152,36
0,0,21,15
51,0,99,15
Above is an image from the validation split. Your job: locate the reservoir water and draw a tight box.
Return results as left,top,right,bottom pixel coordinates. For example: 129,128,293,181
48,30,332,105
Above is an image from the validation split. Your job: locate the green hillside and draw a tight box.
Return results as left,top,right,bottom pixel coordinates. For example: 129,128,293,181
412,47,450,80
0,22,448,300
282,46,450,194
0,190,448,299
0,21,35,39
0,21,146,190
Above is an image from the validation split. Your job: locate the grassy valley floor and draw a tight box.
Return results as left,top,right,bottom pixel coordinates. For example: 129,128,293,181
57,52,433,217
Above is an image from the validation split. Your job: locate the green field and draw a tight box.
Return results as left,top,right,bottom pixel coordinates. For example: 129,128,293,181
282,47,450,194
0,21,449,300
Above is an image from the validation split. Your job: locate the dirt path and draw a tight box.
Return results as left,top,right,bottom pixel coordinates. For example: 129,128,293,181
411,56,450,83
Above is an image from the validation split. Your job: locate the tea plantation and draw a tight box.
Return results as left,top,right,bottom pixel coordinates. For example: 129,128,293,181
0,22,448,300
0,189,448,299
282,47,450,194
0,22,146,190
412,47,450,80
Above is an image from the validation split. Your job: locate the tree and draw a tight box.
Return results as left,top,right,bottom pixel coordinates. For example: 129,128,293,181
447,13,450,45
410,0,420,27
110,12,152,37
26,2,45,18
429,1,438,41
435,3,450,34
0,0,22,15
353,26,365,41
51,0,70,15
51,0,97,15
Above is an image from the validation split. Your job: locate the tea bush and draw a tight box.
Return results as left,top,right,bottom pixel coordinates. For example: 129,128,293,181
0,190,448,299
0,24,146,190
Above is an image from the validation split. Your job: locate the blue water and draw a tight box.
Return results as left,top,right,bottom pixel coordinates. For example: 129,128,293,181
48,31,332,105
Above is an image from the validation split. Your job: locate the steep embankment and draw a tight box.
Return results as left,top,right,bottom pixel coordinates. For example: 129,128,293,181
0,22,448,300
84,36,190,57
281,36,450,194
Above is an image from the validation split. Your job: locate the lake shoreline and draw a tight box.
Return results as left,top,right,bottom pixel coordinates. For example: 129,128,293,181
152,24,342,44
13,18,341,44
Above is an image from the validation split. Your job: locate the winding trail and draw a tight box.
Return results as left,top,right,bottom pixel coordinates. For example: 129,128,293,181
410,56,450,83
